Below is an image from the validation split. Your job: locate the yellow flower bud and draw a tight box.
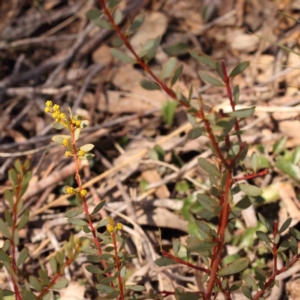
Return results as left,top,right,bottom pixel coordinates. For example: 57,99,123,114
107,224,114,233
80,189,87,196
53,104,60,111
59,113,66,120
44,107,50,113
52,111,59,119
78,150,85,157
65,187,76,195
46,100,53,107
62,139,69,146
116,223,123,230
65,151,73,157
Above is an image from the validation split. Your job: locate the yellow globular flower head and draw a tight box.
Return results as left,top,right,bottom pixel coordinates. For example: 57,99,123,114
65,187,76,195
52,111,59,119
65,151,73,157
80,189,87,197
53,104,60,111
62,139,69,146
78,150,85,157
116,223,123,231
44,107,51,113
107,224,114,233
46,100,53,107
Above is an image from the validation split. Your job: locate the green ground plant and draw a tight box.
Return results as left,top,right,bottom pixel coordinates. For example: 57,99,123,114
1,1,300,299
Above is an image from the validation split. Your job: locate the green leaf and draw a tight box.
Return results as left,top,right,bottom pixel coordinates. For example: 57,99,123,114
189,51,216,69
276,159,300,182
243,274,257,291
67,218,88,226
241,286,252,299
258,213,272,232
290,228,300,240
108,0,120,8
230,281,242,292
139,36,161,61
52,278,68,289
171,65,183,86
140,80,161,90
8,168,18,185
198,157,219,176
97,218,109,228
111,49,136,64
218,258,250,276
215,61,224,81
187,236,217,253
290,236,298,254
233,85,240,104
199,71,224,86
161,100,177,127
161,57,177,79
92,18,112,29
96,284,116,294
126,285,145,292
0,219,11,238
256,231,272,243
64,208,83,218
17,210,30,230
30,276,42,291
254,268,266,282
86,9,102,20
4,189,13,207
197,194,220,212
127,14,144,35
49,256,57,274
251,152,258,173
227,107,255,118
80,144,94,152
0,249,10,262
17,247,28,267
53,122,65,130
155,257,176,266
14,159,23,175
188,127,202,139
85,265,103,274
279,218,292,234
292,146,300,164
172,239,180,256
229,61,250,77
239,183,262,197
235,196,253,210
164,42,189,56
113,9,123,25
91,200,106,215
273,137,287,155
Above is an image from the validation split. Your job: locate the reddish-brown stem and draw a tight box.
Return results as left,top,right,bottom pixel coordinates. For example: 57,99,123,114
221,61,241,143
69,124,107,271
37,243,81,299
111,231,125,300
97,0,176,100
10,174,23,300
253,253,300,300
233,169,268,182
161,250,210,274
206,171,232,299
273,221,278,273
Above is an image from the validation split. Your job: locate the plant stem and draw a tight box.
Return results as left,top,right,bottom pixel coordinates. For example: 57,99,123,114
205,171,232,299
70,124,107,271
111,231,125,300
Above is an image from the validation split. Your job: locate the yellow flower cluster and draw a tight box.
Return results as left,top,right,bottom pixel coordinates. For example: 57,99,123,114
80,189,87,196
72,118,81,128
44,101,67,124
62,139,69,146
106,217,123,233
65,187,76,195
65,151,73,157
78,150,85,157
